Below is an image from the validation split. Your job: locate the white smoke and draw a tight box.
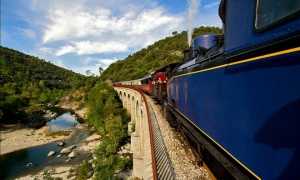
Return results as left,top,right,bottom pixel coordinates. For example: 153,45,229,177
187,0,201,47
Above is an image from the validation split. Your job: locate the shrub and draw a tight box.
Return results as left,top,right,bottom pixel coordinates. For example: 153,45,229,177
77,160,91,180
46,130,69,137
75,95,83,102
68,95,74,101
131,122,135,133
76,101,84,110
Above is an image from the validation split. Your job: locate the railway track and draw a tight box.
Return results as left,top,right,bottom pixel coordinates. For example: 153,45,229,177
147,100,176,180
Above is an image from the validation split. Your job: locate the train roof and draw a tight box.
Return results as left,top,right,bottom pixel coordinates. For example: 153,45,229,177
141,72,154,79
114,73,152,84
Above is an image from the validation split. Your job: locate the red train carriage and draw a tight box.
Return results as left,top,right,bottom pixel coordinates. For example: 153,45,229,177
150,63,180,103
140,73,153,94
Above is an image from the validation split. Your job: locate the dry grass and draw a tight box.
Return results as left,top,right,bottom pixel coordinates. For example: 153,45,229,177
46,130,69,137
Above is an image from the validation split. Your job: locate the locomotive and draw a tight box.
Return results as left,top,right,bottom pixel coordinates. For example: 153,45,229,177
114,0,300,179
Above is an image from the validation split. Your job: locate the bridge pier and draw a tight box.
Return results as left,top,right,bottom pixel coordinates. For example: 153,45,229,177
133,153,144,178
131,133,140,153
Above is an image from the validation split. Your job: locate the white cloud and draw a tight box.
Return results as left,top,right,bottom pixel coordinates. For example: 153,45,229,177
39,47,54,54
81,57,97,65
126,8,181,35
81,57,117,67
81,57,117,69
56,45,76,56
95,58,118,69
203,2,219,9
75,41,128,55
56,59,66,68
72,65,101,76
55,41,128,56
42,6,112,43
41,1,184,56
98,58,117,66
21,29,36,39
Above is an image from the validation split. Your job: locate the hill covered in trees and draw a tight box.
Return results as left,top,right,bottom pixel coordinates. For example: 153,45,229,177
0,46,98,124
100,26,222,82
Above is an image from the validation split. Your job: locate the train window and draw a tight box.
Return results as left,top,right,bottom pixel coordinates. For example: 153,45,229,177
142,79,147,84
255,0,300,31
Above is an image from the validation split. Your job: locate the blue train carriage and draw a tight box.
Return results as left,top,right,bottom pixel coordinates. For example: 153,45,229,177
165,0,300,179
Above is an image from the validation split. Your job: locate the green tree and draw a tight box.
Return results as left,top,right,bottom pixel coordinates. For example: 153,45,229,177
86,70,91,76
98,67,103,76
39,80,45,89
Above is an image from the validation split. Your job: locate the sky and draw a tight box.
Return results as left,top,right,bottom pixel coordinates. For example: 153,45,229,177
1,0,222,76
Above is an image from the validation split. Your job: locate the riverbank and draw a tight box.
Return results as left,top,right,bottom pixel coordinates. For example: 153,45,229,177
0,98,88,156
17,165,76,180
0,123,102,179
58,93,88,119
0,124,68,155
0,122,89,155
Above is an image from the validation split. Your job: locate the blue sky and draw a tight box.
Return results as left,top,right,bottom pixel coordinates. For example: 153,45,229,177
1,0,221,76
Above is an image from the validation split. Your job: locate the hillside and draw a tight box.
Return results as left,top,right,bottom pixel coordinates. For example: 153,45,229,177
0,47,76,88
0,46,97,124
100,26,222,82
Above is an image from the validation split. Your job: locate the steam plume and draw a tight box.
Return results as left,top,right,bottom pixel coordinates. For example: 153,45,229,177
187,0,201,47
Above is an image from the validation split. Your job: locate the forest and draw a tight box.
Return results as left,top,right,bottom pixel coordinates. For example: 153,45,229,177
0,46,99,124
100,26,222,82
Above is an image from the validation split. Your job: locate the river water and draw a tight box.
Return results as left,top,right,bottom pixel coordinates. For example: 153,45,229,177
47,112,84,132
0,111,90,180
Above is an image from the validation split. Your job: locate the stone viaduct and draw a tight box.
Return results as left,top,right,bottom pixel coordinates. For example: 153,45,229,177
114,87,155,180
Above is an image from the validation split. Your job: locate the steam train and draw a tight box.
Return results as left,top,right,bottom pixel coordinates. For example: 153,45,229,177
114,0,300,179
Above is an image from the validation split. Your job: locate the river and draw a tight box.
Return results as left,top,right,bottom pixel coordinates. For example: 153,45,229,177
0,110,90,180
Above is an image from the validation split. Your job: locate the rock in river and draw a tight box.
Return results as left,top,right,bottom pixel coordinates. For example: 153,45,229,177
60,148,71,154
67,145,76,150
57,141,64,146
47,151,56,156
68,151,78,158
27,163,33,167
